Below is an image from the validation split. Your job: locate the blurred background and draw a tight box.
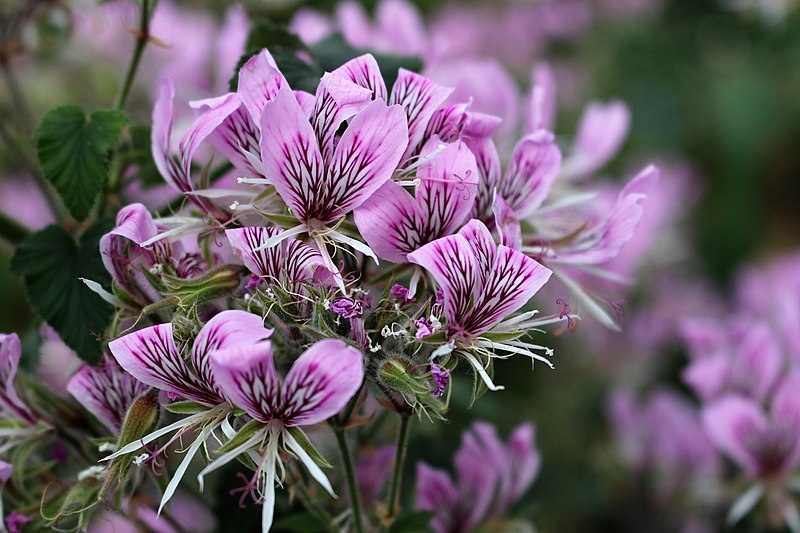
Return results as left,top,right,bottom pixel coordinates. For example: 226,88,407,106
2,0,800,531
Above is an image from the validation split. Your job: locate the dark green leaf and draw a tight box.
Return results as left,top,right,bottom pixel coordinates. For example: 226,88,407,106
11,222,114,364
388,511,436,533
35,106,128,220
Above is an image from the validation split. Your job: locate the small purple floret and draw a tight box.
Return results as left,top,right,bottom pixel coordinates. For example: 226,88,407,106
330,298,363,319
430,363,450,398
415,318,435,339
390,284,415,303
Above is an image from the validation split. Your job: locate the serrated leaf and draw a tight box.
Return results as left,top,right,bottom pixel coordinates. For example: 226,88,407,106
388,511,436,533
11,222,114,364
35,106,128,220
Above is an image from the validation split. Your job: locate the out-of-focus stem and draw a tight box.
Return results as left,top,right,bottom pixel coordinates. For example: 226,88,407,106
0,209,30,245
386,414,411,518
114,0,151,111
0,60,33,134
333,427,365,533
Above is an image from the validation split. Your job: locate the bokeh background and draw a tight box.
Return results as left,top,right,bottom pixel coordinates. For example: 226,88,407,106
2,0,800,531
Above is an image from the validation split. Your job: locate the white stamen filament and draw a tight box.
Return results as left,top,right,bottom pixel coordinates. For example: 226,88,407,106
460,350,505,391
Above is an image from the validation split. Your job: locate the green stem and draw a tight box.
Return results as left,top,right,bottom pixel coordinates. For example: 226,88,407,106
293,477,337,533
333,427,364,533
0,209,30,245
387,415,412,518
0,60,33,134
114,0,151,111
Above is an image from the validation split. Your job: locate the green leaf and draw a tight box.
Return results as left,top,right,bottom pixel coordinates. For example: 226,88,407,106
388,511,436,533
165,400,208,415
217,418,264,454
11,222,114,364
35,106,128,220
273,512,327,533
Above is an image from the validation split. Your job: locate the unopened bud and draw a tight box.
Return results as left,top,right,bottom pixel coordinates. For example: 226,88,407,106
163,265,244,306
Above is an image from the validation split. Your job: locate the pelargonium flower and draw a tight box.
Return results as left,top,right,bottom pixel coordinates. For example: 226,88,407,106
67,357,150,435
702,371,800,529
199,339,364,532
257,64,409,291
106,310,273,512
408,220,554,390
416,421,540,533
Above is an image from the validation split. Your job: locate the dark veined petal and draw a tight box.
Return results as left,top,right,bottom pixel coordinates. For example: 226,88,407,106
331,54,387,101
208,341,279,423
108,324,221,406
408,232,477,330
390,69,452,161
499,130,561,218
457,219,497,292
312,69,374,163
463,113,503,221
416,139,479,238
702,395,766,476
321,99,408,221
195,102,261,177
191,310,273,403
353,180,425,263
415,463,460,533
66,356,150,434
0,333,36,424
236,49,285,124
280,339,364,427
259,85,325,223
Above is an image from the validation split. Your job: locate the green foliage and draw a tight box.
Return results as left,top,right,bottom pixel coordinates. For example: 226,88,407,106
10,222,114,364
35,106,128,220
273,512,327,533
229,21,423,95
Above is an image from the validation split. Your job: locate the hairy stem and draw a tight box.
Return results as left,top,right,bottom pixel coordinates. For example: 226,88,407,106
387,414,412,518
333,427,364,533
114,0,151,111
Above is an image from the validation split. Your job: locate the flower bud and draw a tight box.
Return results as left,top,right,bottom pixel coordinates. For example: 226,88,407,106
162,265,244,306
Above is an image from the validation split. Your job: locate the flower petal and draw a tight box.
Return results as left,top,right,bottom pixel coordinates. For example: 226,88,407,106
281,339,364,427
416,139,479,237
322,99,409,220
108,324,221,406
493,196,522,250
565,100,630,178
192,310,273,403
259,85,325,223
415,463,459,533
353,181,425,263
0,333,36,424
526,62,556,133
152,77,189,193
702,395,766,475
208,341,278,422
236,49,284,123
499,130,561,218
225,226,324,285
390,69,453,160
66,356,150,434
408,233,477,330
331,54,387,101
465,245,552,335
463,113,502,221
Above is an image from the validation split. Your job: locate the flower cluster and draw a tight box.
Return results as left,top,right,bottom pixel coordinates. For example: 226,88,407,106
0,0,661,530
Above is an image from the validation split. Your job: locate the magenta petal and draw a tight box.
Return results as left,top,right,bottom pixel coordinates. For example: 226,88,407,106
567,100,630,177
236,49,284,123
67,357,149,434
682,354,730,402
313,72,374,162
259,85,325,223
192,311,273,403
0,333,36,424
151,77,189,193
196,103,261,177
99,203,163,294
353,181,425,263
325,100,409,219
493,196,522,250
457,219,497,292
499,130,562,218
463,114,502,221
464,244,552,335
0,460,11,484
280,339,364,427
108,324,221,406
331,54,387,101
702,395,766,475
733,323,782,402
179,93,242,181
209,341,278,423
415,463,458,533
507,423,541,502
390,69,453,160
408,233,477,330
416,140,479,237
225,226,324,284
526,62,556,133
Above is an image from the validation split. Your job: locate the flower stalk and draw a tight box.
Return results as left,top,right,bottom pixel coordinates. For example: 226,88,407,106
114,0,151,111
333,427,364,533
386,414,411,518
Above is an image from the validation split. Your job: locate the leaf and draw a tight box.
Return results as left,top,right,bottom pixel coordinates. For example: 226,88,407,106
273,512,327,533
388,511,436,533
217,418,264,455
11,222,114,364
35,106,128,220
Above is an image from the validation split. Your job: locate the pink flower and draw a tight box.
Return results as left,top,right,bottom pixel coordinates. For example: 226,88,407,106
0,333,37,425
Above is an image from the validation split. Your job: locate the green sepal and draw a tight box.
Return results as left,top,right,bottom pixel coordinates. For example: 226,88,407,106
217,418,264,455
165,400,208,415
286,426,332,469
